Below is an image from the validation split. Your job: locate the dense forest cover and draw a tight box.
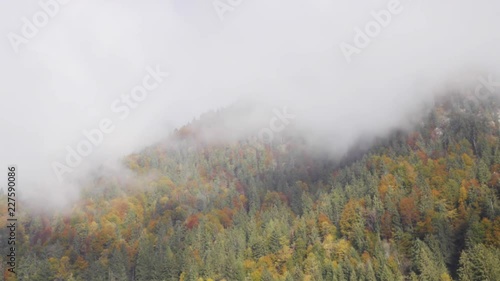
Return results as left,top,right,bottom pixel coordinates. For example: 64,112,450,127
2,94,500,281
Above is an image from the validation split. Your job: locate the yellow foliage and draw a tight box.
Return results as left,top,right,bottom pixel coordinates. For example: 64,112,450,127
440,272,452,281
340,199,363,238
379,174,397,198
459,182,468,203
48,257,58,271
462,153,474,167
158,176,174,188
159,196,169,205
259,255,274,268
89,221,98,233
333,239,351,259
74,256,88,270
53,256,72,280
244,259,255,269
250,270,262,281
361,251,371,263
304,253,320,276
322,234,335,257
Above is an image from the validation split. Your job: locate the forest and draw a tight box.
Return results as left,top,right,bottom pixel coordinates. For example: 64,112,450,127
1,93,500,281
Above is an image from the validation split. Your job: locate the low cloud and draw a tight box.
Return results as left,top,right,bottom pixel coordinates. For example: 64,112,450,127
0,0,499,206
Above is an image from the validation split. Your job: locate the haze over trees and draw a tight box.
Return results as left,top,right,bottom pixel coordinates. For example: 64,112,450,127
1,93,500,280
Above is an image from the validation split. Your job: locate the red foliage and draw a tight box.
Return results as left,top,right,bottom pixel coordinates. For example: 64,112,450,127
217,208,234,228
407,132,420,150
399,197,419,227
416,150,428,164
235,181,245,194
318,213,332,226
381,211,392,239
33,226,52,246
185,214,200,230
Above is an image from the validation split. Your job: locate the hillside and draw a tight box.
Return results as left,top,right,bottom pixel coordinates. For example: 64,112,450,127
2,93,500,281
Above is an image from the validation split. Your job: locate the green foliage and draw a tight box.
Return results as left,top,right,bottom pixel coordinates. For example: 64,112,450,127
458,243,500,281
2,94,500,280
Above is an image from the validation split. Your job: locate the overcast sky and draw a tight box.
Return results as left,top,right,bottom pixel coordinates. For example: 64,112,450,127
1,0,500,206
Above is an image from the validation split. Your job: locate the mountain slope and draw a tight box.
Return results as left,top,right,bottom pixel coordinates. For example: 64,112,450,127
2,93,500,281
